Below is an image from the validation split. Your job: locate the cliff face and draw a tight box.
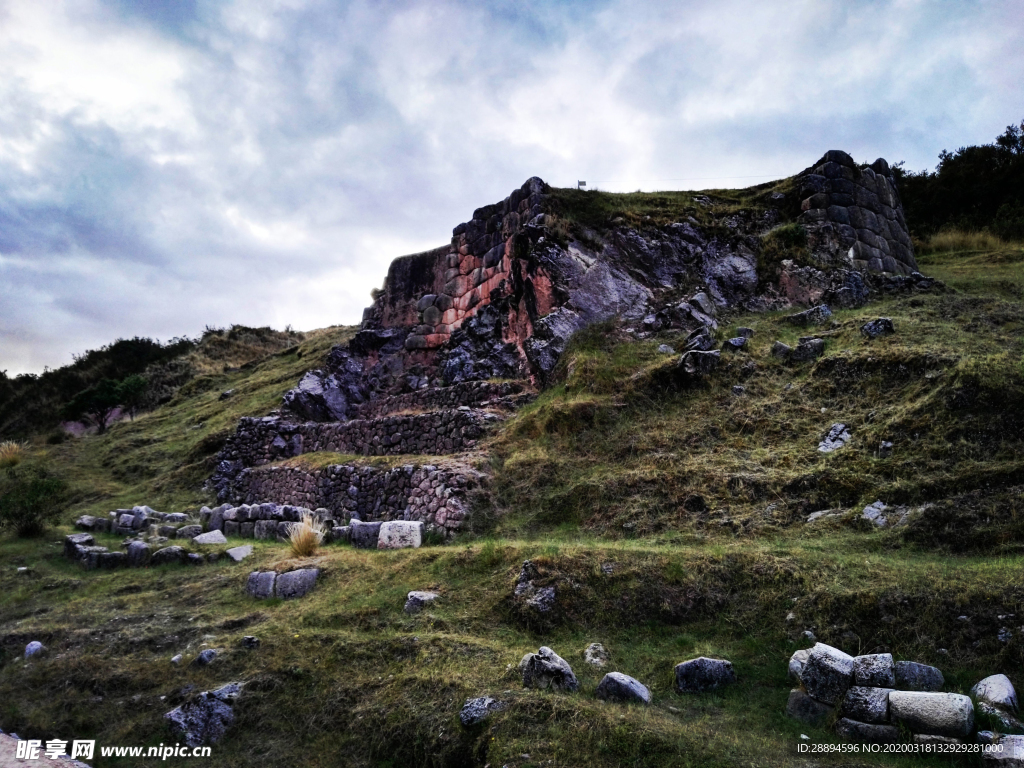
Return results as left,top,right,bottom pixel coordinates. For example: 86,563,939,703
281,150,917,421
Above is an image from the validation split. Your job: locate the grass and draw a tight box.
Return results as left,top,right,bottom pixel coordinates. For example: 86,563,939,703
0,440,25,469
1,221,1023,765
289,512,326,557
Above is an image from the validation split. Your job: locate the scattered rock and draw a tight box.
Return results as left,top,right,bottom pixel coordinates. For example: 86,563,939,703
193,649,218,666
835,717,900,744
785,305,833,327
722,337,747,352
225,545,253,563
878,441,894,458
459,696,507,727
24,641,46,660
978,701,1024,731
171,654,182,665
972,674,1018,713
176,525,203,540
679,349,721,378
894,661,944,692
241,636,260,650
731,385,745,396
801,643,854,706
657,344,675,354
126,540,151,567
770,341,792,360
861,500,888,527
151,546,187,566
736,327,754,338
520,646,579,692
164,682,242,747
852,653,895,688
275,568,319,599
246,571,276,599
786,689,834,725
513,560,557,614
790,337,825,362
818,423,852,453
982,734,1024,765
377,520,423,550
913,734,962,745
350,520,383,549
404,591,439,614
187,553,206,566
64,533,94,559
674,657,736,693
860,318,895,339
788,649,810,682
596,672,652,705
585,643,610,669
193,530,228,546
889,691,974,738
841,686,893,724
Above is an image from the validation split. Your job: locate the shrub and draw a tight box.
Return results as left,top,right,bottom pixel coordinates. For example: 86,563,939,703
0,440,25,469
0,465,68,537
289,512,326,557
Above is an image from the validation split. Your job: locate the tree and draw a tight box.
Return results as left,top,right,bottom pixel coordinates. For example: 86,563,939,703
62,378,122,433
116,374,148,420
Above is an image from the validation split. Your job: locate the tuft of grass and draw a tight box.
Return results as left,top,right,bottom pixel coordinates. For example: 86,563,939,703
289,511,326,557
0,440,25,469
916,228,1015,255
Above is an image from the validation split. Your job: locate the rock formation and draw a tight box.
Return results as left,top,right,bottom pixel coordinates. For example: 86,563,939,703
211,150,921,534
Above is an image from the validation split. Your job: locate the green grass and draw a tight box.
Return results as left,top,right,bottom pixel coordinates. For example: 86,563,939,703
2,240,1024,766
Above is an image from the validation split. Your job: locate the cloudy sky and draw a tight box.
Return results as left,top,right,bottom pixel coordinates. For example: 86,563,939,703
1,0,1021,374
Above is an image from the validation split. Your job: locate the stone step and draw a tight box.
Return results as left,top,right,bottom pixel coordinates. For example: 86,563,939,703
353,379,534,420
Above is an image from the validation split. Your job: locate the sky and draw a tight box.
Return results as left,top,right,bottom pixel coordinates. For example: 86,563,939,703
1,0,1022,375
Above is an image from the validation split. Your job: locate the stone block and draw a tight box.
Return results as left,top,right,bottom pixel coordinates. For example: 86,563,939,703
126,540,151,567
895,661,944,691
890,691,973,738
240,523,255,539
151,546,187,566
786,689,834,725
64,533,94,559
275,568,319,599
378,520,423,549
841,686,892,724
350,520,383,549
246,571,276,599
835,718,900,744
226,545,253,563
177,525,202,540
193,530,228,546
802,643,854,706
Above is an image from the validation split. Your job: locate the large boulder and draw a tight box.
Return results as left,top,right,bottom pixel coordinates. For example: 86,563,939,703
889,691,974,738
801,643,854,705
596,672,651,705
894,661,944,692
164,682,242,747
377,520,423,550
973,674,1018,713
520,647,579,692
674,657,736,693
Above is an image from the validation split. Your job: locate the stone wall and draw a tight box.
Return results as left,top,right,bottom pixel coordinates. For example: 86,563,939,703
797,151,917,275
354,380,529,420
229,461,485,535
220,409,500,467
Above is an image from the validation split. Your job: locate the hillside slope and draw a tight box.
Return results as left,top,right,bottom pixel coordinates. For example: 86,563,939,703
1,230,1023,765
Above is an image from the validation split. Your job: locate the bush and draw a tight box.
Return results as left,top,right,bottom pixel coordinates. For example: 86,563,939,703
0,466,68,537
289,512,326,557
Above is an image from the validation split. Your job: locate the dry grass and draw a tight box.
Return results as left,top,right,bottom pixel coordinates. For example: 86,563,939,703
0,440,25,469
917,228,1016,254
288,511,326,557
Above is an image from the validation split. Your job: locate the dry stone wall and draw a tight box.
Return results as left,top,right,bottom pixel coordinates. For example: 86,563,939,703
354,380,529,420
228,461,484,535
797,151,917,275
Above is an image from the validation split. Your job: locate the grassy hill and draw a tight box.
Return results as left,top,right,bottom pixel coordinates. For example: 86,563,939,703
0,234,1022,767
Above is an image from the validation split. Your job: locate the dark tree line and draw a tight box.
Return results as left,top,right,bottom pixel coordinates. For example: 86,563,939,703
0,336,194,437
894,119,1024,239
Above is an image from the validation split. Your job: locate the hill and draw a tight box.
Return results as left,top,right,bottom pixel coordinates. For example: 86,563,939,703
1,156,1023,766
